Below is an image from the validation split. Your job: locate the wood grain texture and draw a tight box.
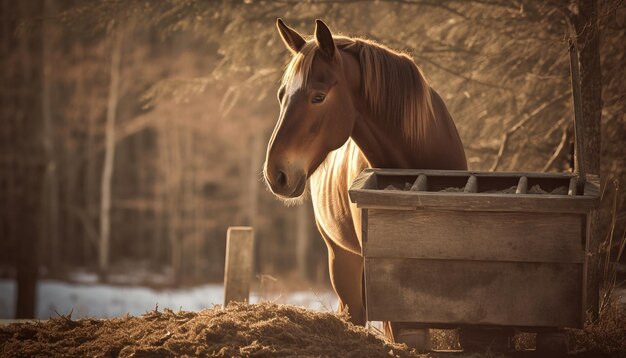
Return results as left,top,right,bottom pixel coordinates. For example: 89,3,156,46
365,258,583,327
366,168,579,179
348,170,376,191
349,170,600,214
223,227,254,306
350,189,598,213
583,210,601,320
361,209,369,254
365,209,584,263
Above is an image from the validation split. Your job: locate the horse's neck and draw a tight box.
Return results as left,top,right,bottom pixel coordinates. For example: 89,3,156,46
351,89,467,170
350,113,415,168
339,48,466,170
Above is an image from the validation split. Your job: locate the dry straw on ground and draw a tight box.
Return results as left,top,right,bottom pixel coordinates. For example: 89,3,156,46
1,299,625,357
0,302,419,358
570,298,626,358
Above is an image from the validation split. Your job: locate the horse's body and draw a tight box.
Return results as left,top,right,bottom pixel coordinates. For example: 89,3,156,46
264,19,466,338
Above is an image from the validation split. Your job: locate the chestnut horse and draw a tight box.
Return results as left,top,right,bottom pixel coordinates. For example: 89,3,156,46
263,19,466,340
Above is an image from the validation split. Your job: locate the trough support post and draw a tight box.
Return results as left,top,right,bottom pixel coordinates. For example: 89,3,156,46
223,227,254,306
567,0,602,322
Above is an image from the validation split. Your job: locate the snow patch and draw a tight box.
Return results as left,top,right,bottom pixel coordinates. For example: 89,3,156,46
0,279,337,319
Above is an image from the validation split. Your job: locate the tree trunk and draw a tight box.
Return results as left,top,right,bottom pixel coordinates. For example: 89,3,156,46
83,40,97,267
567,0,602,320
248,133,262,274
41,0,60,276
0,0,46,318
165,121,183,284
99,26,123,280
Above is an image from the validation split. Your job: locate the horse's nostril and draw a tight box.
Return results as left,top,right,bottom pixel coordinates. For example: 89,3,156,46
276,170,287,188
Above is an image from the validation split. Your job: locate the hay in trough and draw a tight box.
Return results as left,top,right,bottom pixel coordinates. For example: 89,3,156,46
0,302,419,357
438,187,463,193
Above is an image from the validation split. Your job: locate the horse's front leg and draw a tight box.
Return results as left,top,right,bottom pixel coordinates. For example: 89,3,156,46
316,222,366,326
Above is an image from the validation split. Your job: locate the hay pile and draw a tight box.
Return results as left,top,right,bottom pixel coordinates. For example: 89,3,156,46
0,302,419,357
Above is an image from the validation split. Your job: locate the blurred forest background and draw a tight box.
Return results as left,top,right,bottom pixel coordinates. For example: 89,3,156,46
1,0,625,318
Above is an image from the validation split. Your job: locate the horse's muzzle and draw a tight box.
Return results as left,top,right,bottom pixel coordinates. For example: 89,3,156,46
265,165,306,198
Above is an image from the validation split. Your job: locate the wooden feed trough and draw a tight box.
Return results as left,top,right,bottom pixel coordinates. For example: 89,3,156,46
348,39,599,354
349,169,599,330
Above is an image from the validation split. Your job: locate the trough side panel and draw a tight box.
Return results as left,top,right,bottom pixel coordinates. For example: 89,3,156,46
365,258,582,327
351,191,597,213
365,209,584,263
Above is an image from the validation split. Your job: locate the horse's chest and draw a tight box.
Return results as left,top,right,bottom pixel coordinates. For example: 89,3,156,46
309,141,366,255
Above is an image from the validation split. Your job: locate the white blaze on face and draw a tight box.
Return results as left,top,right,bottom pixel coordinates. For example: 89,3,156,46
286,71,303,97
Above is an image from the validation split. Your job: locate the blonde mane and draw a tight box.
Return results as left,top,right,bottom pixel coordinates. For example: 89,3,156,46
281,36,436,145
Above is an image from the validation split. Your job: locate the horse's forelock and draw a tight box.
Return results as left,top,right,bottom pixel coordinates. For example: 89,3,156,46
281,37,353,94
281,41,317,95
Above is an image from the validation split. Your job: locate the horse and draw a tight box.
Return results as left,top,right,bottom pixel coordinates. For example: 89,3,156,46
263,19,467,343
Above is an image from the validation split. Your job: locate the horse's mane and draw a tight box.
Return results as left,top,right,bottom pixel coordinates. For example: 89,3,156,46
281,36,435,145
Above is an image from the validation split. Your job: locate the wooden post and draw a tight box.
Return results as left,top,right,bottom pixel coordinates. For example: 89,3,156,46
568,177,577,196
569,39,587,193
223,227,254,306
464,175,477,193
410,174,428,191
515,176,528,194
568,2,602,319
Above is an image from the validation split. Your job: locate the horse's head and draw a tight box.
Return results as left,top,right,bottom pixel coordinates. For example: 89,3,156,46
264,19,360,200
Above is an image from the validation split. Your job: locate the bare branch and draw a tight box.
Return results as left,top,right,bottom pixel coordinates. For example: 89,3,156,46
415,54,511,90
542,117,567,141
490,92,569,171
541,127,568,172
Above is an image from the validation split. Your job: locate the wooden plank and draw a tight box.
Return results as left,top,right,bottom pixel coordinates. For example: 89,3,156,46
360,209,368,255
569,39,587,192
367,168,577,179
583,210,601,322
464,175,477,193
366,209,584,263
348,170,377,191
352,204,415,211
582,174,601,320
516,176,528,194
365,258,583,327
410,174,428,191
350,189,599,213
223,227,254,306
348,169,600,212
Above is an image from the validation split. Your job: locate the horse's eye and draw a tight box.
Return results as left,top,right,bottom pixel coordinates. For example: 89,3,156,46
312,94,326,104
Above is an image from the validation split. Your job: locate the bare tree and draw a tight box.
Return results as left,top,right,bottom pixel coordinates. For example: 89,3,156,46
99,25,123,279
0,0,46,318
41,0,60,276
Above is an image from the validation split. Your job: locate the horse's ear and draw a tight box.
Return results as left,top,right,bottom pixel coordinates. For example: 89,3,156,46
314,19,335,59
276,18,305,54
